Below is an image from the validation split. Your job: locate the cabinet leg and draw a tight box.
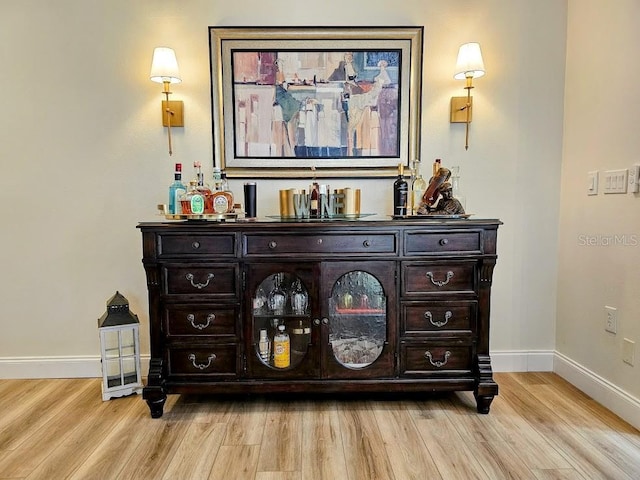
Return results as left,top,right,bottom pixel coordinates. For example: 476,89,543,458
146,396,166,418
474,353,498,414
475,394,494,414
143,358,166,418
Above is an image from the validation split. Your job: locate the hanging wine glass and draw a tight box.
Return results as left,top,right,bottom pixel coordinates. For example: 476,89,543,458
290,279,308,315
267,273,287,315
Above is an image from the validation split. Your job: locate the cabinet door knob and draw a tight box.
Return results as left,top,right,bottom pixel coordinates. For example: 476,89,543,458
439,238,449,246
192,241,200,249
314,318,321,326
322,317,329,325
268,241,277,249
363,240,371,247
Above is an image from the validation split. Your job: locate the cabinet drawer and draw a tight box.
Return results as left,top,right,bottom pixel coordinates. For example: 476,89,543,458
158,234,236,256
402,262,476,295
400,344,472,375
168,345,238,376
164,305,237,337
402,301,476,334
404,231,481,255
164,264,238,296
244,233,396,256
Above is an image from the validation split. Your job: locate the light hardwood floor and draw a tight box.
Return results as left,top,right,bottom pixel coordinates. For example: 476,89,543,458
0,373,638,479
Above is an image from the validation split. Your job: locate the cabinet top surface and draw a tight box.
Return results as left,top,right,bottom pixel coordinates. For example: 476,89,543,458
138,218,502,230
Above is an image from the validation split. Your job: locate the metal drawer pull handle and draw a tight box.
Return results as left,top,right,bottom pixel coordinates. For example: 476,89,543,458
426,271,454,287
439,238,449,246
188,353,216,370
363,240,371,247
192,241,200,249
185,273,214,289
424,310,452,327
268,241,277,249
424,350,451,368
187,313,215,330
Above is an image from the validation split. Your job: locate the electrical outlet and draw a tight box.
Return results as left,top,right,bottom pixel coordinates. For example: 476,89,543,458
623,338,635,366
605,306,617,334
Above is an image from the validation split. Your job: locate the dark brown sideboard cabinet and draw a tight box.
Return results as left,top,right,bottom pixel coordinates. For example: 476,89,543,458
137,218,501,418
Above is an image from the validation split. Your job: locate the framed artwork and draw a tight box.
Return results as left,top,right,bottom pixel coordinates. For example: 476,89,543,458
209,26,423,178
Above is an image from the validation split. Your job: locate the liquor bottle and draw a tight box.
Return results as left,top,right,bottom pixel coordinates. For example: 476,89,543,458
273,324,290,368
411,159,427,215
393,163,409,216
180,181,205,215
310,182,319,218
212,167,223,192
210,170,234,214
432,158,442,178
168,163,187,215
193,162,213,213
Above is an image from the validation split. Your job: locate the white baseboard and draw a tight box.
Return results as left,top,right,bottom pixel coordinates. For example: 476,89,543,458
1,351,550,379
2,351,638,429
0,355,150,380
491,349,555,372
554,351,640,430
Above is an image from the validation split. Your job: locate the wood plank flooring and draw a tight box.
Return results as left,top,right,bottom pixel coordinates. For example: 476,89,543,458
0,373,638,479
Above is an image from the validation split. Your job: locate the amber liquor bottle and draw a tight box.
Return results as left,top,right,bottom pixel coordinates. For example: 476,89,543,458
393,163,409,216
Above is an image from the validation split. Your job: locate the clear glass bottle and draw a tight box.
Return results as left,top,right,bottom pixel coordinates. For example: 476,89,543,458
411,159,427,215
450,165,466,211
393,163,408,216
168,163,187,215
273,323,290,368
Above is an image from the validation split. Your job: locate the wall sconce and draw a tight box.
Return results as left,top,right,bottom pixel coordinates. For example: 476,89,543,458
150,47,184,156
450,42,485,150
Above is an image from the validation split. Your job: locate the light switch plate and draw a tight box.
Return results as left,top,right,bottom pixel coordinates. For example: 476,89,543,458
603,169,628,194
587,171,598,195
629,164,640,193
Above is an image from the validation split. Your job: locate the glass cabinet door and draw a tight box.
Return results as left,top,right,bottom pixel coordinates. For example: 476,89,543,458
247,265,318,377
329,271,386,368
322,262,396,379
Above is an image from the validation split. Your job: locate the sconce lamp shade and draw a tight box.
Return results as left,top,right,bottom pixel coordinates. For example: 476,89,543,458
150,47,182,84
454,42,485,80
